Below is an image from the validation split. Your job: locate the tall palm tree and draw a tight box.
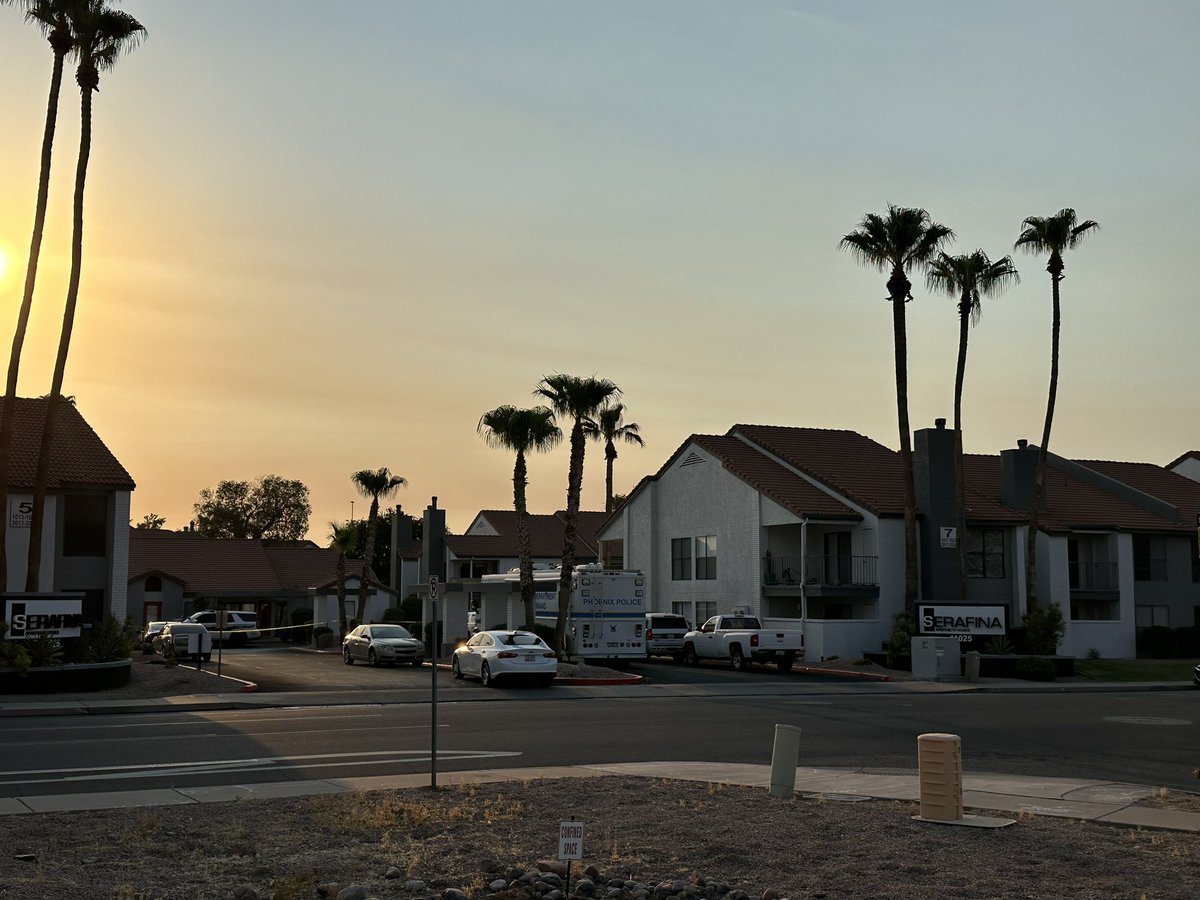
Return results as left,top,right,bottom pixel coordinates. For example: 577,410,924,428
535,374,621,653
0,0,79,589
478,405,561,629
328,522,358,639
586,403,645,514
25,0,144,591
839,205,954,614
926,250,1020,599
1014,209,1099,610
350,467,407,621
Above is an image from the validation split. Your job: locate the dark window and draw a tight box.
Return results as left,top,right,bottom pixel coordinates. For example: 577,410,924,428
671,538,691,580
695,535,717,580
1133,535,1167,582
144,575,163,592
62,494,108,557
966,528,1005,578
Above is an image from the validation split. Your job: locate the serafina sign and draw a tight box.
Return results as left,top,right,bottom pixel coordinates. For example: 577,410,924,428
3,596,84,639
918,605,1006,636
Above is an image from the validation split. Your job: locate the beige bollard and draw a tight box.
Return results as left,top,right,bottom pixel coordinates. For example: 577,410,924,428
917,733,963,821
769,724,802,797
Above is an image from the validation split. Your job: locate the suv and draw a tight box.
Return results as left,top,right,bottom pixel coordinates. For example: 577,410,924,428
645,613,691,661
184,610,261,645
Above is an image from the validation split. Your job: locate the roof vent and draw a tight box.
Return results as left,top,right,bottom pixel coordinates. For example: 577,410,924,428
1017,439,1028,450
679,451,706,468
935,418,946,430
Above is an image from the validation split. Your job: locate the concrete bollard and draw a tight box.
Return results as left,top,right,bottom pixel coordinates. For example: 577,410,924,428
917,733,963,821
769,724,802,797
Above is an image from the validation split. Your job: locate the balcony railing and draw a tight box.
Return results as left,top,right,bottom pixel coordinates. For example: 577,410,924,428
762,554,878,587
1069,561,1119,591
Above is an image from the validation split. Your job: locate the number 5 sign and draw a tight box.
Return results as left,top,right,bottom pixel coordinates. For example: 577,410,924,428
558,820,584,860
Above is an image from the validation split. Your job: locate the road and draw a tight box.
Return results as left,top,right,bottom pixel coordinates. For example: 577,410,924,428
0,647,1195,799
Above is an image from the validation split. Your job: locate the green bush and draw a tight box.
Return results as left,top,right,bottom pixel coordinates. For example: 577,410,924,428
400,593,421,621
1173,626,1200,657
983,635,1015,655
382,607,405,623
0,623,32,676
1015,656,1058,681
1021,604,1065,655
1137,625,1177,659
87,616,132,662
886,612,915,666
25,635,64,668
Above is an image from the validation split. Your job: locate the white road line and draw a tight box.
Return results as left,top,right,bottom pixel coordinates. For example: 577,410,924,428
0,713,388,736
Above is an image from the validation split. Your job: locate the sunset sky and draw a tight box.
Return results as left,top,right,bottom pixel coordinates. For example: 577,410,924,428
0,1,1197,539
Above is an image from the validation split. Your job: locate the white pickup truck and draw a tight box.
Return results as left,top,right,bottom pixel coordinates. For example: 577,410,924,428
682,614,804,673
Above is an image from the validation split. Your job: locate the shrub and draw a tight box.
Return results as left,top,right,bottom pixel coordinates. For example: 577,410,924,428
400,593,421,621
886,612,915,666
1173,626,1200,658
87,616,132,662
1137,625,1177,659
1086,647,1101,660
382,607,404,623
311,625,333,649
25,635,64,668
1015,656,1057,681
1021,604,1065,655
983,636,1015,655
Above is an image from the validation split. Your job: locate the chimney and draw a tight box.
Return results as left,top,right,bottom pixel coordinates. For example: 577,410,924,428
1001,441,1038,511
421,497,446,583
914,421,961,601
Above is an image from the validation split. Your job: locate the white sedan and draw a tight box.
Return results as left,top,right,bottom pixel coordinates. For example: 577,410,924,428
451,630,557,687
342,624,425,667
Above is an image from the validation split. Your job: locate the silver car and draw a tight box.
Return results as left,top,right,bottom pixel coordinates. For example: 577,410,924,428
342,624,424,667
451,630,557,687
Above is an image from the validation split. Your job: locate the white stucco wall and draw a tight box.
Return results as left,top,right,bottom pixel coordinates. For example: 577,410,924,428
2,492,57,592
797,619,884,662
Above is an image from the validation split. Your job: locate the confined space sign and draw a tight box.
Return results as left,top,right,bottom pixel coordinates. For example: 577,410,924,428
918,605,1006,636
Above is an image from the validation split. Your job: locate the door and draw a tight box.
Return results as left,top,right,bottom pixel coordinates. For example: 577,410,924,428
825,532,852,585
142,601,162,626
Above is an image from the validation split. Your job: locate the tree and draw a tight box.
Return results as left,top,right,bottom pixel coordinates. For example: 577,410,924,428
350,467,406,621
193,475,311,540
1014,209,1099,610
134,513,166,530
839,205,953,614
926,250,1019,598
535,374,621,652
586,403,644,514
328,521,358,638
478,405,561,629
25,0,144,590
0,0,78,588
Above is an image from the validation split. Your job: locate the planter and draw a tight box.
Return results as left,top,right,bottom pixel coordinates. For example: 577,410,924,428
0,658,132,694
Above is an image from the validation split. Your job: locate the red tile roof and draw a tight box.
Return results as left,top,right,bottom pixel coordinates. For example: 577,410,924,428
129,529,389,593
1,397,134,490
446,510,604,559
1072,459,1200,533
730,424,907,516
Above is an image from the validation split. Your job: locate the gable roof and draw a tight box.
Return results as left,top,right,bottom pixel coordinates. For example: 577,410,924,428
129,529,391,594
1166,450,1200,470
730,424,907,516
1,397,134,490
445,510,605,559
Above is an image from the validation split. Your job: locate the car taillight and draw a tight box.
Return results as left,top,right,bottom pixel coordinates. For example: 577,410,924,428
646,629,653,640
543,652,557,659
497,651,518,658
751,634,759,647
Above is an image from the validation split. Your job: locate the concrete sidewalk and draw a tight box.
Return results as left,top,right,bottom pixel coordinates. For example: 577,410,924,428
1,761,1196,833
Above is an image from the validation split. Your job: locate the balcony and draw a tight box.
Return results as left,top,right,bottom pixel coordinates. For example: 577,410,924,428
762,554,878,590
1068,561,1118,592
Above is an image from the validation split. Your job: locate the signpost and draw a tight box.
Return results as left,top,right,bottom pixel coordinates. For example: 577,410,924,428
430,575,439,789
558,819,584,896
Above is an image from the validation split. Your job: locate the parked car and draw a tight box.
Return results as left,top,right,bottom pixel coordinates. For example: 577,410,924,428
1192,661,1199,688
184,610,261,645
138,620,169,651
451,630,557,687
645,613,690,660
154,622,213,661
342,624,424,667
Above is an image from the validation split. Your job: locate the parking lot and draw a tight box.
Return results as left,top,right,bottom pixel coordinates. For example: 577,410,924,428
202,643,846,692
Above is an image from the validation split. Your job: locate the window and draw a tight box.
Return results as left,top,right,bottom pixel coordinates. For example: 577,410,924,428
144,575,163,592
1133,535,1167,582
696,600,717,623
695,535,717,580
62,494,108,557
1135,605,1169,628
966,528,1005,578
671,538,691,580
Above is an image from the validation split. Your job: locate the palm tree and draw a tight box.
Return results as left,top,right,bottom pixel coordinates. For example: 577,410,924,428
0,0,79,589
350,467,407,621
926,250,1020,599
24,0,144,591
839,205,954,614
478,405,561,629
586,403,645,514
535,374,621,653
1014,209,1099,610
329,521,358,639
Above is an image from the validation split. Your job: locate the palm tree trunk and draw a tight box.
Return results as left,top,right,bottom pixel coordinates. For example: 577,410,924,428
357,497,380,622
555,420,586,654
513,451,534,629
888,267,919,614
953,295,970,600
26,81,93,592
604,440,616,514
336,555,348,638
0,46,67,590
1025,256,1063,611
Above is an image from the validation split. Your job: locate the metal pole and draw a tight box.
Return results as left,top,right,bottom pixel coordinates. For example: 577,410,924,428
431,591,438,789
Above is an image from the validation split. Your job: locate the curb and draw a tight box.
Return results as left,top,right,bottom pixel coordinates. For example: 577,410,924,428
792,665,893,682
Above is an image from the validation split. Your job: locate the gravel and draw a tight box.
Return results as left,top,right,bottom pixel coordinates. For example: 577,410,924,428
1,776,1197,899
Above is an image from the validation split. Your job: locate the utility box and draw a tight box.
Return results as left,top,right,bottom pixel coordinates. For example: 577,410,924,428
911,636,962,681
